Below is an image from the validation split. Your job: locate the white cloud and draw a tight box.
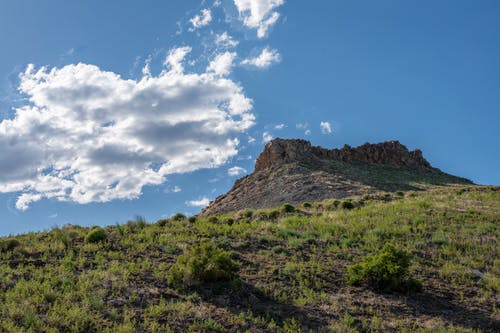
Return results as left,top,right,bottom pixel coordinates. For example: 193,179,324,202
228,166,247,176
142,55,152,77
164,46,192,73
241,48,281,69
215,32,239,48
0,47,255,210
186,197,210,207
248,136,256,143
189,9,212,31
262,131,273,142
164,185,182,193
274,123,285,130
305,129,311,136
233,0,285,38
207,52,237,76
320,121,332,134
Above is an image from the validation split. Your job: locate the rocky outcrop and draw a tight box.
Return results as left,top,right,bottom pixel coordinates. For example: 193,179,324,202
200,139,470,216
255,139,430,172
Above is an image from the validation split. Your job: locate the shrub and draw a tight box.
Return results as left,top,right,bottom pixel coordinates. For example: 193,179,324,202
167,243,239,288
241,209,253,218
0,238,21,252
395,191,404,197
85,227,107,243
282,203,295,213
188,216,197,223
340,201,355,210
208,216,219,223
172,213,186,221
346,243,422,293
268,210,280,220
302,202,312,208
156,219,168,227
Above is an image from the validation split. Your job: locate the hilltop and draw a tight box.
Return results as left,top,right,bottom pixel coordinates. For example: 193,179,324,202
201,139,471,215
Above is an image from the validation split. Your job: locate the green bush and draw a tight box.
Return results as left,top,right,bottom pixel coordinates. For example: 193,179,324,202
167,243,240,288
302,202,312,208
346,243,422,293
0,238,21,252
172,213,186,221
282,203,295,213
156,219,168,227
241,209,253,218
340,201,355,210
208,216,219,223
85,227,107,243
268,210,280,220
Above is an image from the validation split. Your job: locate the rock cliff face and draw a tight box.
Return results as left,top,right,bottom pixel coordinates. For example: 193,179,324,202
200,139,470,215
254,139,430,172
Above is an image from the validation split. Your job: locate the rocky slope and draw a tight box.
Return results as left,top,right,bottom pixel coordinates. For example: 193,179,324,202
201,139,471,215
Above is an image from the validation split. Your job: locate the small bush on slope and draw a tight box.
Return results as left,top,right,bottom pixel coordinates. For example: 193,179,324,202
0,238,20,252
85,227,107,243
346,243,422,293
167,242,240,288
282,203,296,213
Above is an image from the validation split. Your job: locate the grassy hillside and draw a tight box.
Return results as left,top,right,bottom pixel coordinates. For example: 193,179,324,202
0,185,498,332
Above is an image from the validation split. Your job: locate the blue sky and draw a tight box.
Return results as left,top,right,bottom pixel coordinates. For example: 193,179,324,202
0,0,499,235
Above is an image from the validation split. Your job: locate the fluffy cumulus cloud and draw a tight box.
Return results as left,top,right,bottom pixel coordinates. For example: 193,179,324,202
207,52,237,76
189,8,212,31
0,47,255,210
186,197,210,207
233,0,285,38
228,166,246,176
241,47,281,69
320,121,332,134
215,32,239,48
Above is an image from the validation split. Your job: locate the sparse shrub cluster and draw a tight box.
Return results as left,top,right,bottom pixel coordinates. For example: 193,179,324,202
85,227,107,243
0,238,20,252
167,242,240,288
346,243,422,293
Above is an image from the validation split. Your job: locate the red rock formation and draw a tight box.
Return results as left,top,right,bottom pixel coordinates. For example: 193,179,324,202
255,139,430,172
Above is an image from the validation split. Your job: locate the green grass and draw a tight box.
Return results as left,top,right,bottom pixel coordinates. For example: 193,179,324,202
0,185,498,332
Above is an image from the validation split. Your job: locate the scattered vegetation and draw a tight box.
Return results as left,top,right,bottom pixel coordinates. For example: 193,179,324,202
0,185,498,332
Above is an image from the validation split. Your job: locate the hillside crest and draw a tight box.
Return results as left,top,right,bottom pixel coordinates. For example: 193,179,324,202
201,138,470,215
